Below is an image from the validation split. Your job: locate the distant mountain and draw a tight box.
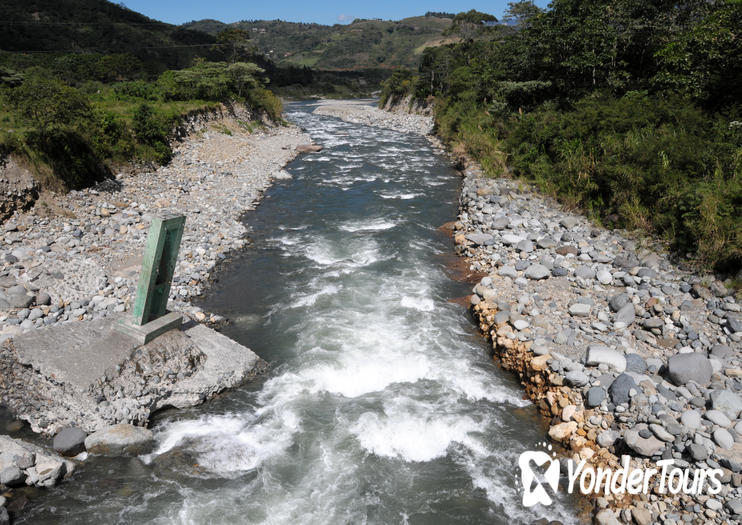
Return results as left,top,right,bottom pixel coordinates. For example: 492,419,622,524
183,15,458,70
0,0,223,71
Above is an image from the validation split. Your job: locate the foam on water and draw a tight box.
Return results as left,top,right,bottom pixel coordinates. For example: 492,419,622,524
338,218,398,232
20,102,578,525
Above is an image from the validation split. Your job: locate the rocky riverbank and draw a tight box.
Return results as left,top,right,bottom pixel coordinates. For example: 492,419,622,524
0,116,310,340
457,164,741,524
0,111,311,519
320,99,742,523
313,99,434,135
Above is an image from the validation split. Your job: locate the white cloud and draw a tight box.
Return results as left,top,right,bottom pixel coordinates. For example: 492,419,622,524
337,14,355,23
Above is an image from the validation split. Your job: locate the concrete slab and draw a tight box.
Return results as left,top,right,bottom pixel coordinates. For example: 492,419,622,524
12,318,140,393
1,317,266,435
115,311,184,345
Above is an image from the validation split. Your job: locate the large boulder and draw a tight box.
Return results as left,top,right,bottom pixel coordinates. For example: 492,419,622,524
667,353,713,386
53,427,87,457
84,424,153,456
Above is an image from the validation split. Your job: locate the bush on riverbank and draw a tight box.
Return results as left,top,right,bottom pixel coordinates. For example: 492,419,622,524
0,59,282,190
381,1,742,274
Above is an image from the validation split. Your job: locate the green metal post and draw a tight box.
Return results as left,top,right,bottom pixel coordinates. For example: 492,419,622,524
131,214,186,326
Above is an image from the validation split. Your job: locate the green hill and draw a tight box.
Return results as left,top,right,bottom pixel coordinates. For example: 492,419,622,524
184,16,457,70
0,0,223,71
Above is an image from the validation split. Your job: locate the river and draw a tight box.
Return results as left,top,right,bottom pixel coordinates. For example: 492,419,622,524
18,102,578,524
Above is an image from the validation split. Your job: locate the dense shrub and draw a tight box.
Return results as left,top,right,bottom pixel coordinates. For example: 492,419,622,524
380,1,742,273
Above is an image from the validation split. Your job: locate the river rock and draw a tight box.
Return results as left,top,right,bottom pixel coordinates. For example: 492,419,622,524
585,345,626,372
498,265,518,279
296,144,323,153
565,370,589,387
681,410,702,431
608,373,636,405
609,293,629,312
524,264,549,280
714,428,734,449
667,353,713,386
548,421,577,442
596,268,612,284
615,303,635,326
631,507,652,525
597,429,619,448
587,387,607,407
465,233,494,246
688,443,709,461
53,427,87,456
569,303,591,317
706,410,732,428
595,509,620,525
84,424,153,456
624,429,664,457
624,353,646,374
710,390,742,420
0,465,24,486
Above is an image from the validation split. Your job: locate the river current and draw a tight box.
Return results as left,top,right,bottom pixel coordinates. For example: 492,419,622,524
19,102,577,524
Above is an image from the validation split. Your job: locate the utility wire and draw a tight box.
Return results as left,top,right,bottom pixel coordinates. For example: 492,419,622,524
1,43,228,54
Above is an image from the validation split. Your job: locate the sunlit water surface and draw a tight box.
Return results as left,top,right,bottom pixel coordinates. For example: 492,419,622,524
18,102,578,524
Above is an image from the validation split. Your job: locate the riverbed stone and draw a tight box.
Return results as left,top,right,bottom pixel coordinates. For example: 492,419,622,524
524,264,549,280
84,424,153,456
710,390,742,420
706,410,732,428
569,302,591,317
688,443,709,461
615,303,636,326
667,353,713,386
714,428,734,449
53,427,87,456
609,373,637,405
565,370,590,387
585,345,626,372
625,429,664,457
587,387,607,407
465,233,494,246
681,410,702,431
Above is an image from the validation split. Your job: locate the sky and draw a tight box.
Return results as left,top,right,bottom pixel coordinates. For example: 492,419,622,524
119,0,551,26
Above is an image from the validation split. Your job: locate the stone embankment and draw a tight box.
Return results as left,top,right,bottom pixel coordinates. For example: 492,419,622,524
457,164,741,524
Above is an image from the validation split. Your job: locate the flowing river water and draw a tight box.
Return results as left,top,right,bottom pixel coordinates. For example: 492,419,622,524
18,102,578,524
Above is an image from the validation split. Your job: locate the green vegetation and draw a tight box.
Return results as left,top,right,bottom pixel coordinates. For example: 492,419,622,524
0,0,223,73
0,59,279,190
0,1,289,191
381,1,741,273
183,16,454,70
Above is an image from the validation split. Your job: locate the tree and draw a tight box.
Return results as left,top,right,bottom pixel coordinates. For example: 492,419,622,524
5,74,91,130
503,1,543,28
216,28,256,64
227,62,264,98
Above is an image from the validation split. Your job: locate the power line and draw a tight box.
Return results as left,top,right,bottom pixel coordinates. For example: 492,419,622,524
0,20,178,27
0,43,228,55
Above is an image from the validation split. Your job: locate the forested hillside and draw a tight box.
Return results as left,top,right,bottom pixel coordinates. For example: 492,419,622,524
382,0,741,274
0,0,223,72
0,0,281,192
184,15,456,70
